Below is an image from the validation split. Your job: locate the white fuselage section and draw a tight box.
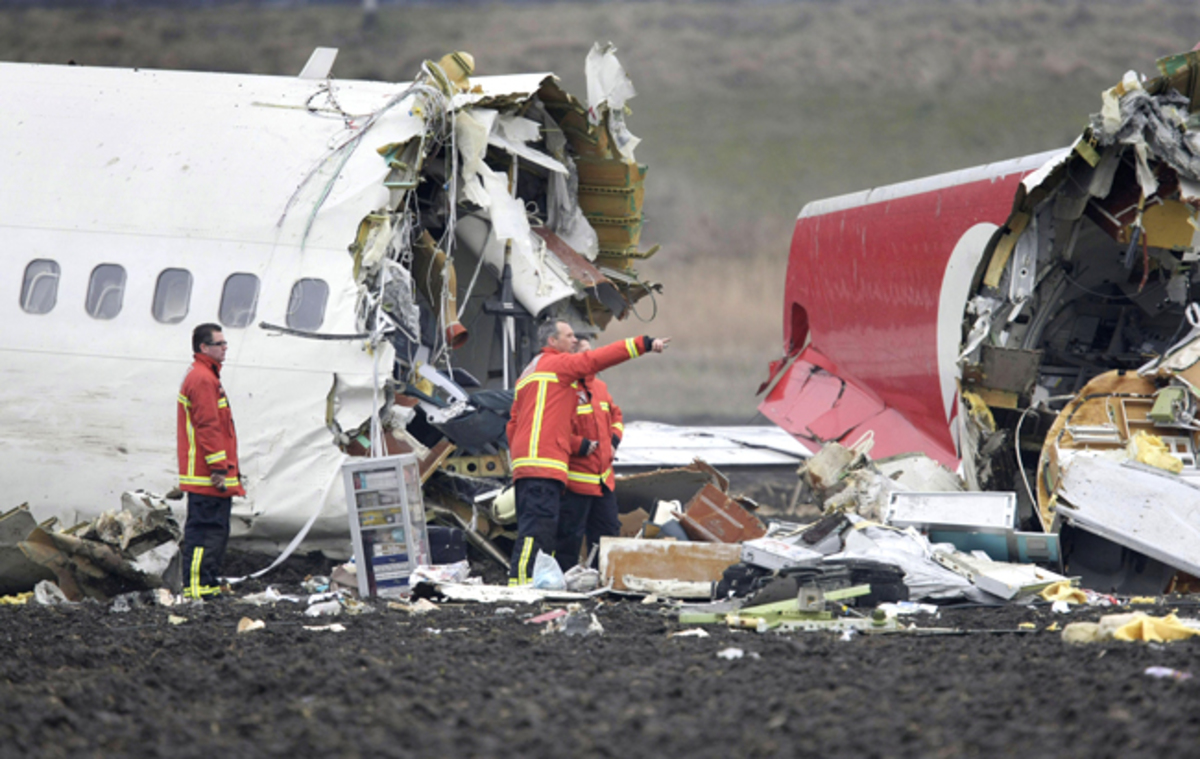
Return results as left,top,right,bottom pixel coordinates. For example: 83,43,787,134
0,62,547,552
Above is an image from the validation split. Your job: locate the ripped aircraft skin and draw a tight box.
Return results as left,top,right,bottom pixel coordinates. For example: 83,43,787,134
762,49,1200,584
1,46,658,555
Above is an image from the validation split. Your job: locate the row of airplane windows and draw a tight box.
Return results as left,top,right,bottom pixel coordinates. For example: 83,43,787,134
19,260,330,331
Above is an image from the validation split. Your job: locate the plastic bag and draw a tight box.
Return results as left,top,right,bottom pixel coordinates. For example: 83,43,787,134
563,564,600,593
410,560,472,586
531,551,566,590
34,580,71,606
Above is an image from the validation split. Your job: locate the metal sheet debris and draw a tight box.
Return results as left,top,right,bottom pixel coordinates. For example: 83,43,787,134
613,422,810,468
599,537,742,592
1055,453,1200,577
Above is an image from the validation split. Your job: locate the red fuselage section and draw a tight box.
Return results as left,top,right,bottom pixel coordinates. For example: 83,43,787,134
761,150,1063,465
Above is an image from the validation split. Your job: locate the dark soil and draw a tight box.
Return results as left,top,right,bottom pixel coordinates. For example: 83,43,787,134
3,552,1199,759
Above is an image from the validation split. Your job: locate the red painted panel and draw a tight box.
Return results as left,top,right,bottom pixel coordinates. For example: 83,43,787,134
767,162,1039,463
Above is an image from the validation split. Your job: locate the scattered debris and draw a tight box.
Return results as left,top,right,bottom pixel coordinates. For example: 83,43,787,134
6,494,182,602
304,600,343,618
33,579,72,607
1063,611,1200,643
1145,666,1193,681
237,618,266,634
669,628,711,639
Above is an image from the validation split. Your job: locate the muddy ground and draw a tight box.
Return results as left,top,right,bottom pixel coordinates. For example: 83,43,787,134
2,550,1199,759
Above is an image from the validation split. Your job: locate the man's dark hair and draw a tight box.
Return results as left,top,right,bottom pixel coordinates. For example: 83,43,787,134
192,323,223,354
537,320,565,347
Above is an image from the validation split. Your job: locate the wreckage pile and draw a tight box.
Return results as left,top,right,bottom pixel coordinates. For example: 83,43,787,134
5,447,1200,652
953,50,1200,594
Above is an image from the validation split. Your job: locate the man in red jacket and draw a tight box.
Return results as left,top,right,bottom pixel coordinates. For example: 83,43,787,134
506,320,668,584
177,323,245,600
556,337,624,571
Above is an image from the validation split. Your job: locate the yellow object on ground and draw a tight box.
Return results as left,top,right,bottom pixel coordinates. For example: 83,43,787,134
1113,613,1200,643
1062,622,1101,644
1127,431,1184,474
1041,581,1087,604
0,592,34,605
1128,596,1159,605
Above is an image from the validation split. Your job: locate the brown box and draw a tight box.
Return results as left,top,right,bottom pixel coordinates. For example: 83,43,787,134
675,484,766,543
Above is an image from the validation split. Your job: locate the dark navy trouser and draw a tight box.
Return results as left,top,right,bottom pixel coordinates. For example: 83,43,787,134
508,478,565,585
182,492,232,597
556,487,619,571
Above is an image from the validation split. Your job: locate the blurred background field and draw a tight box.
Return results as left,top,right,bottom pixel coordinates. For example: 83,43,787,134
4,0,1199,421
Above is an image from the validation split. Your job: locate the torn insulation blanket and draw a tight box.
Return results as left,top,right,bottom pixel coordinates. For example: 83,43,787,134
0,48,661,555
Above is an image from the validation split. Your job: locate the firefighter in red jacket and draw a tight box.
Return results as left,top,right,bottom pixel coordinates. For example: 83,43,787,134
506,320,668,584
177,323,245,599
556,337,624,570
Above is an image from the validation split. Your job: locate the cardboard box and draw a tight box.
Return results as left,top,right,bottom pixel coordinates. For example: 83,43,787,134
675,484,766,543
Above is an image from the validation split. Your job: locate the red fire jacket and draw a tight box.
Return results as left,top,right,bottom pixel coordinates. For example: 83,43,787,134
507,337,651,484
177,354,245,497
567,375,623,496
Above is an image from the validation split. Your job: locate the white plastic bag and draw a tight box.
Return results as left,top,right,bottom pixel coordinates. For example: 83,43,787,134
34,580,71,606
563,564,600,593
531,551,566,590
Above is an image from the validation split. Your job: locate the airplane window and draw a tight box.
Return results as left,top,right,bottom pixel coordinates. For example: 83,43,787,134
20,259,60,314
219,273,260,329
86,264,127,320
286,278,329,331
152,268,193,324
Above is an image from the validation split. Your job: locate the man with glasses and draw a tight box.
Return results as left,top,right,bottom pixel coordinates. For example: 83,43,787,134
177,323,244,599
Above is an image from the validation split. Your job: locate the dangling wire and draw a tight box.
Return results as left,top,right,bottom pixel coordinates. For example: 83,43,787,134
279,74,449,248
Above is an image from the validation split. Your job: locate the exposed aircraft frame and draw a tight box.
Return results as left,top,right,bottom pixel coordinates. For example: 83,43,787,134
1,46,659,556
762,49,1200,587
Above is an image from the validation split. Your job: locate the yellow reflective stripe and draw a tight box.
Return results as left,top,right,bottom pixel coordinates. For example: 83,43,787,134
515,372,558,392
183,585,221,599
190,547,203,599
613,422,625,432
185,407,196,479
529,380,550,459
568,471,602,484
177,394,191,407
517,538,535,585
625,337,642,358
512,457,568,472
205,451,227,464
178,475,240,487
570,467,613,482
217,398,229,409
600,402,610,411
576,405,594,415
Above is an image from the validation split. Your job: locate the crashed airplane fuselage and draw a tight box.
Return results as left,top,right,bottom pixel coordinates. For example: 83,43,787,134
1,47,657,553
762,50,1200,585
